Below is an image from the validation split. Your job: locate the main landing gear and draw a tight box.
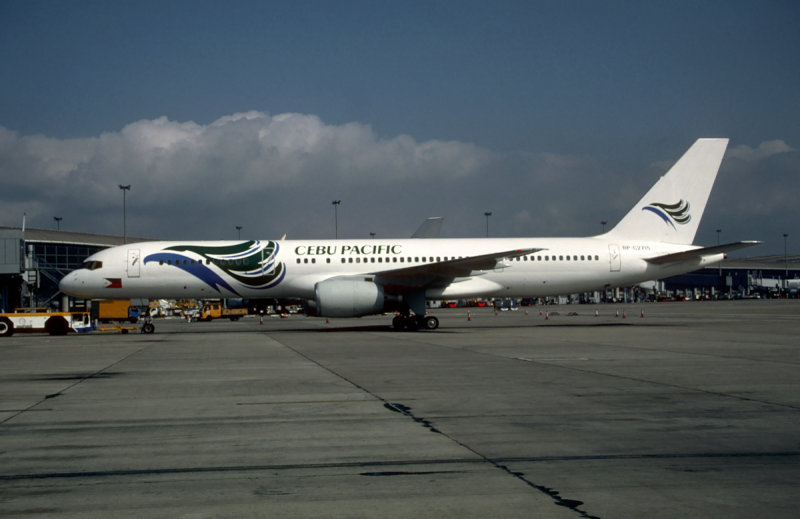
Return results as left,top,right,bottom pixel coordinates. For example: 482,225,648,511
391,314,439,331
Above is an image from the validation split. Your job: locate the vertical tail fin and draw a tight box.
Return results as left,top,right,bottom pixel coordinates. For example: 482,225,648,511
607,138,729,244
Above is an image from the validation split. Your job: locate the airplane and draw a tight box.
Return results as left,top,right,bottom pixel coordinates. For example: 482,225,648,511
59,138,760,331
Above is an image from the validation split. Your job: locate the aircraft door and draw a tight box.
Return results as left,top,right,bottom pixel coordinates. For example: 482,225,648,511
127,249,141,278
608,244,621,272
261,246,275,275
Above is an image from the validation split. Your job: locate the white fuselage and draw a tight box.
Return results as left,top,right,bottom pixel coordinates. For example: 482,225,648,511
59,236,721,301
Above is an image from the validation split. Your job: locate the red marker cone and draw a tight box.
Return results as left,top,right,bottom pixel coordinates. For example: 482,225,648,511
467,311,471,321
640,309,645,318
594,310,599,317
545,311,549,320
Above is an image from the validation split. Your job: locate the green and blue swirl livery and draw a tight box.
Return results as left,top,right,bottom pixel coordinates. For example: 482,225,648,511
144,240,285,296
642,200,691,230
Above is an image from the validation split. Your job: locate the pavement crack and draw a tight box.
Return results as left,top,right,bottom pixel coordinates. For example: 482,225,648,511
279,340,601,518
383,400,601,518
0,343,155,426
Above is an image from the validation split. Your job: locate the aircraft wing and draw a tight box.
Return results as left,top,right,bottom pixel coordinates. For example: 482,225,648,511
371,247,544,288
411,217,444,238
644,241,762,265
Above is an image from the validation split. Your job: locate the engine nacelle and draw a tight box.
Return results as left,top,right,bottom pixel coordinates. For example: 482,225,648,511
314,278,393,317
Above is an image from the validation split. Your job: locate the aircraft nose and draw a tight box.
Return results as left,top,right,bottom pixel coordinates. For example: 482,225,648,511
59,271,84,297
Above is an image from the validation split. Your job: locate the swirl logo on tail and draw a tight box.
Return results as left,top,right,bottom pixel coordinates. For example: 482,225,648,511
642,200,691,229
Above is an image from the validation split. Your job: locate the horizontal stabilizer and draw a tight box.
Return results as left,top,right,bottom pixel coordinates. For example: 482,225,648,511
645,241,762,265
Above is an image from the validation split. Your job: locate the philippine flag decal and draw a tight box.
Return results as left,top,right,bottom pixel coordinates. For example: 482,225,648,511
104,278,122,289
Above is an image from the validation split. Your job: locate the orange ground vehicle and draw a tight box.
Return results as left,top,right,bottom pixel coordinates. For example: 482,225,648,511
199,302,248,321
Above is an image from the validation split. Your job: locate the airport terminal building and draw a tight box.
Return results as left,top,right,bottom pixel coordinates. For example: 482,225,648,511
0,226,144,312
1,225,797,312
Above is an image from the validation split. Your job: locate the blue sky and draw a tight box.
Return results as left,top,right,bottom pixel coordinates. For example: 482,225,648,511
1,0,798,254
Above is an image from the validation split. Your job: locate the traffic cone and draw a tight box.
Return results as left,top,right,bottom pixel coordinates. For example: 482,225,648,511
545,311,549,320
467,311,471,321
594,310,599,317
615,309,620,318
640,309,645,318
325,318,330,324
622,309,627,319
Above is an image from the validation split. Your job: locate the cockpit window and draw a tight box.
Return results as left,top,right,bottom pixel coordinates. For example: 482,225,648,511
83,260,103,270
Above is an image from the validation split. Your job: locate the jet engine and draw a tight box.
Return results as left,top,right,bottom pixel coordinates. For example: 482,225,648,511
311,278,397,317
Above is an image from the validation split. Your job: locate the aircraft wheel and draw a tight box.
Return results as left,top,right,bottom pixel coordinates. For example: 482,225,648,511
406,316,421,331
423,315,439,330
0,317,14,337
392,315,405,330
141,323,155,334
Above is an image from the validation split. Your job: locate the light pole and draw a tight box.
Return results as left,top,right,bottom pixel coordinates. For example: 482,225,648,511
784,233,789,293
119,184,131,244
484,212,492,237
332,200,341,239
236,226,242,239
54,216,62,231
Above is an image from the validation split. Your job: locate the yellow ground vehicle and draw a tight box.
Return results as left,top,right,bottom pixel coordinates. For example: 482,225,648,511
93,299,144,323
0,309,93,337
200,302,248,321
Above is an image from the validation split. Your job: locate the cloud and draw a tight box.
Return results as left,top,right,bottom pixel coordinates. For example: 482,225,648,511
0,115,796,254
0,112,498,238
726,140,795,161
